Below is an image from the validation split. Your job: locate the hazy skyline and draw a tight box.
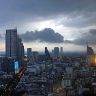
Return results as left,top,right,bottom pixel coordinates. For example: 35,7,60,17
0,0,96,52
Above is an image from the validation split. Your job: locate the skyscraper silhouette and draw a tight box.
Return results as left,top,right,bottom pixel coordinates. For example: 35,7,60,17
87,45,94,55
6,29,18,58
45,47,51,61
5,29,24,67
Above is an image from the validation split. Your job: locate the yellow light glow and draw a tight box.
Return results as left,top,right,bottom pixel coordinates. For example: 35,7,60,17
94,55,96,64
90,54,96,66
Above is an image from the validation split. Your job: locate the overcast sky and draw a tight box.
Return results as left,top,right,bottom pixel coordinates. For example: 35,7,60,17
0,0,96,52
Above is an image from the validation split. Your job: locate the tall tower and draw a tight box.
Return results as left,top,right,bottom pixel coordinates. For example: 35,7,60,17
5,28,24,73
17,36,25,67
27,48,32,59
54,47,59,58
60,47,63,55
6,29,18,58
87,45,94,55
45,47,51,61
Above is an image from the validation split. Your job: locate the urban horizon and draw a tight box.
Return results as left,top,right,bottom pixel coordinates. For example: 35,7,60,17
0,28,95,54
0,0,96,52
0,0,96,96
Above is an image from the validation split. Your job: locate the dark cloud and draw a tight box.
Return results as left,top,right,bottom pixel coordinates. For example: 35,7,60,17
63,13,96,28
64,40,72,43
8,0,96,16
0,0,96,27
72,29,96,45
21,28,64,43
89,29,96,35
1,27,96,45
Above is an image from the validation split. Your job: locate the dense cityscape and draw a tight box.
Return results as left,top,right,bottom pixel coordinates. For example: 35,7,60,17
0,0,96,96
0,28,95,96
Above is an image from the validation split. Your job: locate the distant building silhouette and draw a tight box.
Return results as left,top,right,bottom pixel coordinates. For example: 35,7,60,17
87,45,95,66
87,45,94,55
17,36,24,67
53,47,59,58
32,51,39,62
45,47,51,61
27,48,32,59
60,47,63,55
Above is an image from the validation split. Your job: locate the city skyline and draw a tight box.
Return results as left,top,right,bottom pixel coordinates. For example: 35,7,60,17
0,0,96,52
0,1,96,96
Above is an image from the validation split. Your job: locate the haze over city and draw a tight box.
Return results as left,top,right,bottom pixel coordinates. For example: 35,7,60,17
0,0,96,96
0,0,96,52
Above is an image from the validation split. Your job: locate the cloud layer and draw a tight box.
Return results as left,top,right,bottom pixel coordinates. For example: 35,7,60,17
72,29,96,45
0,0,96,52
21,28,64,43
0,0,96,27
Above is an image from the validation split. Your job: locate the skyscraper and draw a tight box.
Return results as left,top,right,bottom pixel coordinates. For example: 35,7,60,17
87,45,94,55
6,29,18,58
60,47,63,55
87,45,94,66
45,47,51,61
17,36,24,58
27,48,32,59
53,47,59,58
6,29,24,68
17,36,24,67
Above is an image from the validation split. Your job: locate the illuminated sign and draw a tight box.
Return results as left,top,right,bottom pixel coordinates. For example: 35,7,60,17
14,61,19,73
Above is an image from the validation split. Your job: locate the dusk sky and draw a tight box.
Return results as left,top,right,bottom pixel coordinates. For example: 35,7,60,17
0,0,96,52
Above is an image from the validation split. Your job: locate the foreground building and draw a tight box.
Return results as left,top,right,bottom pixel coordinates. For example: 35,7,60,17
6,29,18,58
5,29,24,73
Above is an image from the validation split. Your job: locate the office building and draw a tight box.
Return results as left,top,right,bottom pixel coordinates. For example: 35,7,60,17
6,29,18,58
60,47,63,55
6,29,24,58
87,45,94,55
53,47,59,58
5,29,24,70
17,36,24,67
32,51,39,62
87,45,94,66
27,48,32,59
45,47,51,61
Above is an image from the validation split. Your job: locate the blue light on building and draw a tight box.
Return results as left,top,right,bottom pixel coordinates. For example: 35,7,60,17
14,61,19,74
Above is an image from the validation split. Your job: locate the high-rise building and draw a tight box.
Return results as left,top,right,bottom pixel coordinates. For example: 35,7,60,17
6,29,18,58
5,29,24,70
60,47,63,55
21,43,24,58
17,37,24,57
87,45,94,66
32,51,39,62
27,48,32,59
53,47,59,57
17,36,24,67
45,47,51,61
87,45,94,55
